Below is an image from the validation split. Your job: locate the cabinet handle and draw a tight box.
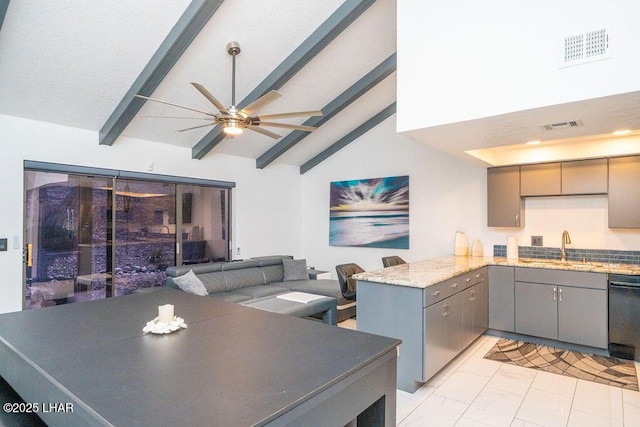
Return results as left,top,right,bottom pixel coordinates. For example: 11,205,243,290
475,274,481,279
470,290,476,301
432,290,440,296
515,214,519,226
443,303,449,317
553,287,557,301
559,288,563,302
465,278,471,282
451,283,458,289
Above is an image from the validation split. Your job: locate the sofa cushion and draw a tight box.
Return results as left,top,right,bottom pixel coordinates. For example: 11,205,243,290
223,267,266,291
207,292,252,303
166,262,222,277
283,258,309,281
232,285,288,299
261,264,285,284
221,260,260,271
198,271,227,294
173,270,208,296
251,255,292,266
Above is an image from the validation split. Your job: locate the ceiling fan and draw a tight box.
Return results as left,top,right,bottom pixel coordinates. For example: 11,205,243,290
135,42,323,139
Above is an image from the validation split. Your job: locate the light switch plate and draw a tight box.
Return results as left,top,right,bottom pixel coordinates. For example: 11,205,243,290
531,236,543,246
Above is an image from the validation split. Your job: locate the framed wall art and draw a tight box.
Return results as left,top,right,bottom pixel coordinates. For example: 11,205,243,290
329,175,409,248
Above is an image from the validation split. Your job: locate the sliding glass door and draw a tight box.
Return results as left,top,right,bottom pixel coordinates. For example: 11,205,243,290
178,184,229,265
24,168,231,310
111,179,176,297
25,172,111,308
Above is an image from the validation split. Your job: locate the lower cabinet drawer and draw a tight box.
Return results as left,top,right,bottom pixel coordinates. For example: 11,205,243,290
425,268,486,307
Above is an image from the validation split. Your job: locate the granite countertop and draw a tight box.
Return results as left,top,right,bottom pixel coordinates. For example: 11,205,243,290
353,255,640,289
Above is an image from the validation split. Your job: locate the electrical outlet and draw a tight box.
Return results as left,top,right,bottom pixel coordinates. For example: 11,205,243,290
236,247,241,256
531,236,543,247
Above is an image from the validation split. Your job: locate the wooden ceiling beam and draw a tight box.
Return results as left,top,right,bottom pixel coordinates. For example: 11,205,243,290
191,0,376,160
256,53,396,169
99,0,225,146
300,102,396,174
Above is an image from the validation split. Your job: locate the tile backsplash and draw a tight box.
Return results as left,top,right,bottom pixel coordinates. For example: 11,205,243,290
493,245,640,265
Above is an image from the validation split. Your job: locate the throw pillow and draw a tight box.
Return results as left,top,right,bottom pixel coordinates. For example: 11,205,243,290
173,270,208,296
283,258,309,281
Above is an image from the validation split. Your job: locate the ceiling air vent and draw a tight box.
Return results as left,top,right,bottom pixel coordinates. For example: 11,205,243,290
559,26,612,68
540,119,584,131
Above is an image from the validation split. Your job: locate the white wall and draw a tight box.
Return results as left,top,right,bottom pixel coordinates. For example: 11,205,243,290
301,115,488,274
300,115,640,277
397,0,640,132
4,113,640,313
495,196,640,251
0,114,303,313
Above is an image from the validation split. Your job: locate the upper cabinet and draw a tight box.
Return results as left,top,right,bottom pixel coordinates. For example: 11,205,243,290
487,158,610,228
487,166,523,228
520,163,561,196
520,159,608,197
609,156,640,228
561,159,608,195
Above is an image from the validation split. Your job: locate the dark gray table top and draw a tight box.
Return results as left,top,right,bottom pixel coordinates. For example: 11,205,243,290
0,288,400,426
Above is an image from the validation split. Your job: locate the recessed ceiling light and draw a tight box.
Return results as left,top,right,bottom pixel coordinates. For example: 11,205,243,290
526,140,541,145
613,129,632,136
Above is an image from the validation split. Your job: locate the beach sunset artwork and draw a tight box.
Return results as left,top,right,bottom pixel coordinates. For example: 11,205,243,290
329,175,409,248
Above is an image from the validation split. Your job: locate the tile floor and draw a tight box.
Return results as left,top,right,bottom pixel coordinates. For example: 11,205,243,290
394,335,640,426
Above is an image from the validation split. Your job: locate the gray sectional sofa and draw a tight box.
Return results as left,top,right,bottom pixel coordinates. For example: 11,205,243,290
165,255,356,322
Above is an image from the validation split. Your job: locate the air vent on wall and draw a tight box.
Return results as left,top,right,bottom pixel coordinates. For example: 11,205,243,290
540,119,584,131
560,26,612,68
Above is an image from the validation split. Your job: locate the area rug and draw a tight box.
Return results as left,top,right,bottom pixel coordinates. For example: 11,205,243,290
484,338,639,391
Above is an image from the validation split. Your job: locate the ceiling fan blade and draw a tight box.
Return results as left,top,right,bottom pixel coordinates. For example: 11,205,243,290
191,83,229,114
239,90,282,116
139,115,212,120
247,126,281,139
257,110,323,121
177,123,216,133
257,121,317,132
135,94,217,117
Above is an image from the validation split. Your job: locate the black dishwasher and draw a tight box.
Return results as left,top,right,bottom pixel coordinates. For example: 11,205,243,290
609,274,640,361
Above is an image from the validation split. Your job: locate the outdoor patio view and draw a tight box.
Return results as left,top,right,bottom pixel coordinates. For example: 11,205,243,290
24,170,229,309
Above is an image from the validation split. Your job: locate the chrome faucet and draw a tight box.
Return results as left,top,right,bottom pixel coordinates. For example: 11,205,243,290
560,230,571,261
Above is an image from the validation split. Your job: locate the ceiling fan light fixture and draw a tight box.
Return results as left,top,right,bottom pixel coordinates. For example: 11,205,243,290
223,121,243,135
137,41,321,139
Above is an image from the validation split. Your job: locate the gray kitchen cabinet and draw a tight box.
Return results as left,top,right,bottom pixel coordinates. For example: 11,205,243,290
357,267,488,392
514,267,608,348
609,155,640,228
462,280,489,349
557,285,608,348
515,281,558,340
487,166,523,227
561,158,608,195
425,293,463,380
488,266,515,332
521,163,562,196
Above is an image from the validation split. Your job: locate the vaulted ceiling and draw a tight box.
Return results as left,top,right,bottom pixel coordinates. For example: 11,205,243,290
0,0,397,173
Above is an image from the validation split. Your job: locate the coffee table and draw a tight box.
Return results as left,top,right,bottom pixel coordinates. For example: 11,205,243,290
241,292,338,325
0,288,400,426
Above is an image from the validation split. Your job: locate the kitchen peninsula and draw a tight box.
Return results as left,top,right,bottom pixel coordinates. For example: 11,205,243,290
354,255,640,393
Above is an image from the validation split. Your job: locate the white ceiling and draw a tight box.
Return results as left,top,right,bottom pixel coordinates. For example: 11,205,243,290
4,1,635,171
402,90,640,167
0,0,397,167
